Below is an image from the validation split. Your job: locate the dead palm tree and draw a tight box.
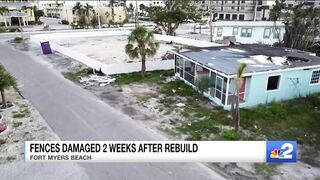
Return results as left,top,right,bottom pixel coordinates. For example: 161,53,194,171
0,66,16,108
231,63,247,132
125,26,159,77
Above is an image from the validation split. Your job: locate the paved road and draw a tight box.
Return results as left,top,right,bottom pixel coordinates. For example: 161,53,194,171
0,43,225,180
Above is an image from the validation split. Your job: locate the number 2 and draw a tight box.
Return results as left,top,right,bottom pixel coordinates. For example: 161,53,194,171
280,143,293,159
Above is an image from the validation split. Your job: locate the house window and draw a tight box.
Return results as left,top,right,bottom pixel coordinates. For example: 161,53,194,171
240,27,252,37
273,27,281,39
232,14,237,20
267,75,280,91
233,27,238,35
239,14,245,20
263,28,271,38
184,60,195,84
310,70,320,85
217,27,223,37
175,55,184,78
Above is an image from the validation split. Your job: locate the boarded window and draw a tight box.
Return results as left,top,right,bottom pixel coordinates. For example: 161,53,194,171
267,75,280,91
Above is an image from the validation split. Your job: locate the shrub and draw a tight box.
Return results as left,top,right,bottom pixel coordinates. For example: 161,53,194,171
0,28,7,33
13,37,23,43
61,20,69,25
222,130,240,140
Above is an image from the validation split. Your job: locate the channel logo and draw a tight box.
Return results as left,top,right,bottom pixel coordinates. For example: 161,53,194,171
266,141,297,163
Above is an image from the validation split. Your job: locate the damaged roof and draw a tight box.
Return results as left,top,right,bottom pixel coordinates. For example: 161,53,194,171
177,44,320,75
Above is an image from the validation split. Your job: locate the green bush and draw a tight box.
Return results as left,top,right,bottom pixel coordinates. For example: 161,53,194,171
61,20,69,25
222,130,240,140
13,37,23,43
0,139,6,147
0,28,8,33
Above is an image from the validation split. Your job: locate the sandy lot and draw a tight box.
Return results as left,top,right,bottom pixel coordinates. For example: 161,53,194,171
0,88,59,162
56,36,176,64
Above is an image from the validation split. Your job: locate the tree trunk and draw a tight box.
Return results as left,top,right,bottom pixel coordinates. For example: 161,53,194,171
1,90,6,108
235,85,240,131
141,54,146,78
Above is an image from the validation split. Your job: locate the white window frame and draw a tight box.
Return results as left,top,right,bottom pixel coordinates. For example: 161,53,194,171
232,27,238,36
273,27,281,39
240,27,252,38
266,74,282,92
263,27,271,39
310,69,320,86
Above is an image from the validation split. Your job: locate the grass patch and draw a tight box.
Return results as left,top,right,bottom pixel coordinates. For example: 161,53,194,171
254,163,278,178
160,80,197,97
63,68,91,82
222,130,240,140
6,156,16,161
134,92,156,102
177,118,221,140
13,37,23,43
114,70,174,85
13,122,23,128
0,28,8,33
240,93,320,150
12,106,30,118
0,139,6,147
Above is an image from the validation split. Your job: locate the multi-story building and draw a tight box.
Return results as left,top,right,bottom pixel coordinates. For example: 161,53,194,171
0,0,36,27
43,2,74,23
286,0,320,7
42,2,127,25
198,0,275,21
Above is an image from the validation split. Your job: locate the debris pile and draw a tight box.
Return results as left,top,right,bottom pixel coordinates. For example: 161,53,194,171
79,75,116,87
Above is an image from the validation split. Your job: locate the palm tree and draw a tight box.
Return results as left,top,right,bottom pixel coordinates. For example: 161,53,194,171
84,3,93,27
231,63,247,132
0,66,16,108
73,2,84,20
110,0,115,23
125,26,159,77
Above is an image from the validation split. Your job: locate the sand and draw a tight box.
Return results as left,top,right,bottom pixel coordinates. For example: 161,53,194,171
57,36,176,64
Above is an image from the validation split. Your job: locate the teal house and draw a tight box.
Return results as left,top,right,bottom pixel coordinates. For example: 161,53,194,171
172,45,320,109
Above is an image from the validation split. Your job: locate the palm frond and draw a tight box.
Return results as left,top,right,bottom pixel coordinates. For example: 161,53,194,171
237,63,247,78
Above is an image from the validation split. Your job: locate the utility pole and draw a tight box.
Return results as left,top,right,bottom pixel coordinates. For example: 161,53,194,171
97,0,101,29
253,0,258,21
135,0,138,27
209,0,213,42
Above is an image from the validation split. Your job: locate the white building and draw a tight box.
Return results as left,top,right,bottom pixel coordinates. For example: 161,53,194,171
200,0,276,21
286,0,320,7
212,21,285,45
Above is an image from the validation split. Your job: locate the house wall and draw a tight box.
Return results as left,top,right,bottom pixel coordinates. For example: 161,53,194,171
97,6,127,24
44,4,75,23
212,24,285,45
242,68,320,108
175,51,320,109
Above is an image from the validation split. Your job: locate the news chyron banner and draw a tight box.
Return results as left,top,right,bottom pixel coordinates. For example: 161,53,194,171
24,141,297,163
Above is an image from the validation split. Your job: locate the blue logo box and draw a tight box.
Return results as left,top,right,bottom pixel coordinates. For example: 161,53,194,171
266,141,297,163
